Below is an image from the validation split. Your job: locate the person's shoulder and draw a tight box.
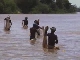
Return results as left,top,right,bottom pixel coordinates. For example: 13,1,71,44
4,18,7,20
22,20,25,21
30,27,32,29
30,27,34,29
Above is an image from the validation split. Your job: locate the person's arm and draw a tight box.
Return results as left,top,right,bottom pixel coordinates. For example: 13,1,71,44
55,35,58,44
38,19,39,25
27,20,28,25
9,20,12,25
4,18,7,20
42,35,47,48
11,22,12,25
30,28,32,36
22,20,24,25
42,26,49,48
39,26,42,29
4,18,6,27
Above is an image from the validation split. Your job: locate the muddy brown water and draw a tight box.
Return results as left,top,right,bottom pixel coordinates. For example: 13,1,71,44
0,13,80,60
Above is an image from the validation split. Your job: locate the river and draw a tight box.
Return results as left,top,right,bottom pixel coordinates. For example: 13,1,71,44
0,12,80,60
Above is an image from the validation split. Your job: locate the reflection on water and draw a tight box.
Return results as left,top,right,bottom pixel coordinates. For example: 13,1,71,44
0,13,80,60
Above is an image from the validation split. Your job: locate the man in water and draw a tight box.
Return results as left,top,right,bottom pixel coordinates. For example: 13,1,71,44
4,16,12,30
22,17,28,27
30,24,37,40
43,27,58,49
35,19,39,25
33,20,42,36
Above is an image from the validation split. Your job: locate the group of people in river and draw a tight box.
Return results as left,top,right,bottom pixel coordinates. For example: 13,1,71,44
4,16,59,50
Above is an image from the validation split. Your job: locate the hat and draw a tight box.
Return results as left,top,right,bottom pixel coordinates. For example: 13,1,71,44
50,27,56,32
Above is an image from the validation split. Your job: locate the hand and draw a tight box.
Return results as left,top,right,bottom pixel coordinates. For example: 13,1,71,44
11,23,12,25
56,40,58,44
41,26,44,30
22,22,23,25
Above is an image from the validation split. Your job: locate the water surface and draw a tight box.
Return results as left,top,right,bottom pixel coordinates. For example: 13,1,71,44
0,13,80,60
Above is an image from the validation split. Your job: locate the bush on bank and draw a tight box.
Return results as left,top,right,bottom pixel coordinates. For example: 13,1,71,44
0,0,77,14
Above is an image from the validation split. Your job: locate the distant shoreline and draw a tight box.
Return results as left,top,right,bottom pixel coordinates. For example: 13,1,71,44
0,12,78,14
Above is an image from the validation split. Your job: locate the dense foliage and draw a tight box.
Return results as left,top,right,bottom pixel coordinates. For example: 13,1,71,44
77,7,80,12
0,0,77,14
0,0,18,14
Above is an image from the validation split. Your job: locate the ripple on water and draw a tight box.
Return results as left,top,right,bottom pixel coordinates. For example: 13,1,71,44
0,14,80,60
10,58,23,60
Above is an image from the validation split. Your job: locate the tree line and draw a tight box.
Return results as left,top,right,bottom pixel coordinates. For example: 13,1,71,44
0,0,77,14
77,7,80,12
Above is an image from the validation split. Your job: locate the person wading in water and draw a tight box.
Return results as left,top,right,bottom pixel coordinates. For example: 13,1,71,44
43,26,58,49
30,24,37,43
35,19,39,25
4,16,12,31
33,20,42,37
30,21,42,39
22,17,28,28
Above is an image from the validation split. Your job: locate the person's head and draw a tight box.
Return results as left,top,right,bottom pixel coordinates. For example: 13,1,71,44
7,15,10,19
34,20,37,23
25,17,28,20
4,17,9,20
50,27,56,33
7,17,10,19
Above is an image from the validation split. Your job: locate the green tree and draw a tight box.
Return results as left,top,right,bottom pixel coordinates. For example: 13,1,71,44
0,0,18,14
0,0,77,14
31,3,51,14
0,2,4,13
68,5,77,13
77,7,80,12
56,0,64,9
40,0,53,4
15,0,39,13
63,0,71,9
49,2,58,11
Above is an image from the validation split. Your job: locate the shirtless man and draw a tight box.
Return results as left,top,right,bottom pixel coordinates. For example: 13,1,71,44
43,26,58,49
4,16,12,30
30,24,37,40
22,17,28,28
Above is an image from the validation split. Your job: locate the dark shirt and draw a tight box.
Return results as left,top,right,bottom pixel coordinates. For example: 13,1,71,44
23,20,28,25
30,27,37,40
9,20,12,25
33,23,39,29
47,33,58,46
